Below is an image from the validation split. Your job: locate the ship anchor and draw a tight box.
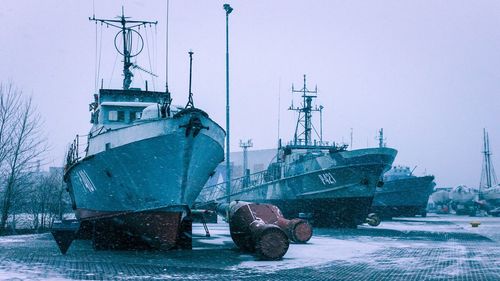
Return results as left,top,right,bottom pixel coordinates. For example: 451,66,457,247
179,116,209,137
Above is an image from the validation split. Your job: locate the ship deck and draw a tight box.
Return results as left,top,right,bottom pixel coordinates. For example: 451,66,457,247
1,214,499,280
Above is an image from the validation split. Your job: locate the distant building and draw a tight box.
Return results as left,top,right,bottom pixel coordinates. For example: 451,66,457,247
205,148,277,187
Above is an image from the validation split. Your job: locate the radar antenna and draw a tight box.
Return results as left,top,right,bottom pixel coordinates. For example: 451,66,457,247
89,7,158,90
289,75,322,146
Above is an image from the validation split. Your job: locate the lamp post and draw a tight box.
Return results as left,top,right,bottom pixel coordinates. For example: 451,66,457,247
223,3,233,204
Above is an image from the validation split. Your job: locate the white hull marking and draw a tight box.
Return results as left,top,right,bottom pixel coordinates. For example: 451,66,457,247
318,172,337,185
77,170,96,193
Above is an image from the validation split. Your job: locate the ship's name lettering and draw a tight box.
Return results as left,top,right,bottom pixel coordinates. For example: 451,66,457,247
318,172,336,185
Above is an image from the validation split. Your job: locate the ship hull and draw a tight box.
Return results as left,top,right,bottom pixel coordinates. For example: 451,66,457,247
67,132,223,216
261,197,374,227
65,110,224,249
430,190,450,205
198,147,396,227
230,152,395,227
371,176,435,218
449,186,477,215
483,187,500,207
334,147,398,167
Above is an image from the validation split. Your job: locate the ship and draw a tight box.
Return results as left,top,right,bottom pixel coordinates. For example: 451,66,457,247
483,185,500,207
429,186,452,214
57,10,225,252
479,129,500,206
197,75,397,227
371,165,435,218
370,129,436,218
449,185,477,215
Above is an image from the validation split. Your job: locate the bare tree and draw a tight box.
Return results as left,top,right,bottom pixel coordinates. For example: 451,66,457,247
0,85,20,165
0,84,47,233
27,168,64,231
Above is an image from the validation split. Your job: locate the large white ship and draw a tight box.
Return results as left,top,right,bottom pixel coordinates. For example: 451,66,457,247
60,10,225,251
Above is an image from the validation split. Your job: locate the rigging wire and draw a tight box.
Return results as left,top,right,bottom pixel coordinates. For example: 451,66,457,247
154,25,158,89
311,124,320,141
277,78,281,143
144,25,156,91
93,0,97,92
137,66,145,87
109,52,119,88
130,30,137,59
97,23,103,90
94,21,98,93
165,0,170,93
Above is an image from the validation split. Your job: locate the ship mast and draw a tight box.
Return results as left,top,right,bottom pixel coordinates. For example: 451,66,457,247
289,75,322,146
378,128,386,148
90,8,158,90
480,128,498,192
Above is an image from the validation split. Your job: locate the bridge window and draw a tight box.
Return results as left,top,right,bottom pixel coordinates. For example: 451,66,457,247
117,111,125,122
108,110,125,122
108,111,118,121
129,111,142,122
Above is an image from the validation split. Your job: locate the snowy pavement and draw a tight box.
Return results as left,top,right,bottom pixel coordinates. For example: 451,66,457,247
0,214,499,280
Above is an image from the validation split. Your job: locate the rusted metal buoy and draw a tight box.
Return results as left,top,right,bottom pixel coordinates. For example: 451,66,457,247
217,201,304,260
272,209,313,243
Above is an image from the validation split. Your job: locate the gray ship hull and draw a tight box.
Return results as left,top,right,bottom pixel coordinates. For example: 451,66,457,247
482,186,500,207
67,133,223,218
371,175,435,218
200,148,397,227
265,197,374,227
233,162,390,227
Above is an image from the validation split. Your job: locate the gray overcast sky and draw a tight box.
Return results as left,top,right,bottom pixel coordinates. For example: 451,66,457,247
0,0,498,188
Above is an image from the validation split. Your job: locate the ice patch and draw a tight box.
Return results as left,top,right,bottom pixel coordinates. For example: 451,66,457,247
0,234,43,244
0,261,69,281
231,236,382,272
0,238,26,244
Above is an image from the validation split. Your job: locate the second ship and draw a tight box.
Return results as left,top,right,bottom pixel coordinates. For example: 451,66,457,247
198,76,397,227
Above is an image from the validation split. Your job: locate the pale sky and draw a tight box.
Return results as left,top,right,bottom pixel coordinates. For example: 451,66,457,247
0,0,498,188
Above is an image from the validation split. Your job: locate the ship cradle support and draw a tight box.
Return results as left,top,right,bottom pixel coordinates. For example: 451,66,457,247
51,206,194,255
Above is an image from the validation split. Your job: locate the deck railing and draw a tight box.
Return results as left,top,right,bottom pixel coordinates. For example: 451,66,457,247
65,134,88,168
198,164,285,203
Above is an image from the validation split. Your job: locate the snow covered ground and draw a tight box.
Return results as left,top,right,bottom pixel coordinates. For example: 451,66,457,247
0,214,499,280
